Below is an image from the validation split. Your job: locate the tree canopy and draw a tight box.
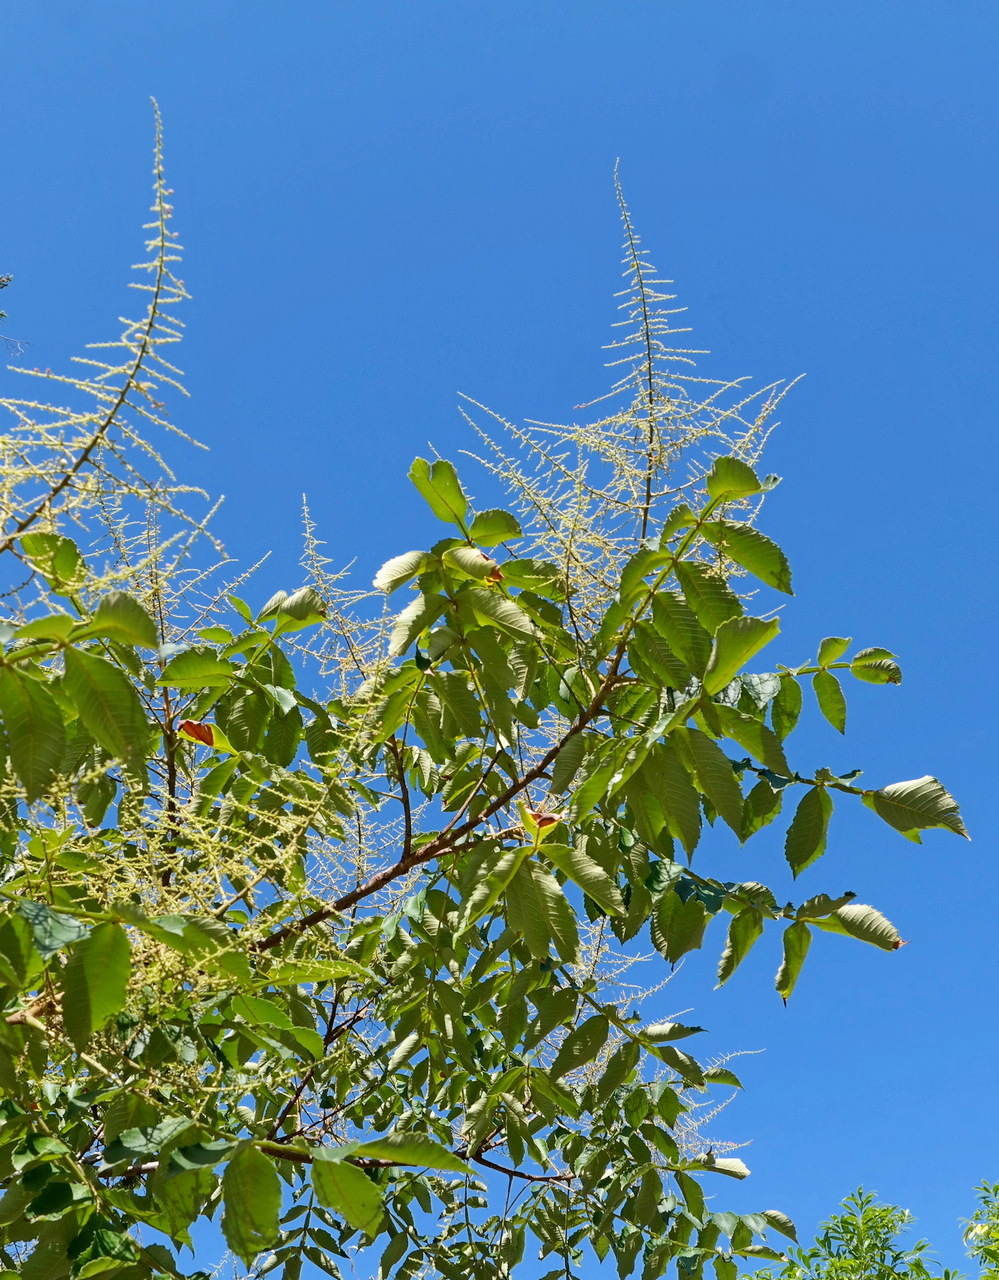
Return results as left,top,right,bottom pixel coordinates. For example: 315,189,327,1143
0,120,968,1280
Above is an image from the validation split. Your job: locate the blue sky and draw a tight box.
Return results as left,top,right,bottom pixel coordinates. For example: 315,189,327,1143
2,1,998,1271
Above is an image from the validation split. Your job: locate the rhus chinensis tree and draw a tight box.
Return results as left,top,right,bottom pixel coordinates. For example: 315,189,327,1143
0,119,968,1280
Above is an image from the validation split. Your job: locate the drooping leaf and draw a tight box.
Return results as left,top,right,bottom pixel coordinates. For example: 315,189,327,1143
60,922,131,1050
408,457,468,529
652,891,709,966
703,615,780,695
543,842,625,916
701,520,793,594
714,705,790,775
742,778,783,839
0,667,66,802
651,592,712,676
221,1144,281,1266
641,742,701,856
549,733,587,794
812,670,847,733
352,1132,471,1173
775,920,811,1001
784,786,833,876
762,1210,798,1243
863,775,968,842
62,647,149,777
679,728,744,837
771,674,802,741
311,1151,385,1235
388,593,448,657
470,508,523,547
716,908,764,986
550,1015,609,1080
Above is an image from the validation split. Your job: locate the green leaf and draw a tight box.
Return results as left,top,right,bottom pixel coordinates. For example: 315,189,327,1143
701,520,793,594
550,1015,609,1079
784,786,833,877
352,1132,471,1173
20,532,87,596
63,647,149,776
596,1039,641,1104
549,733,587,794
679,728,744,837
443,546,499,580
717,908,764,986
651,592,712,676
817,636,851,666
713,705,790,775
641,742,701,856
157,648,235,689
280,586,326,622
762,1210,798,1243
703,615,780,695
408,457,468,529
642,1021,705,1043
470,508,523,547
373,551,427,594
221,1144,280,1266
850,646,902,685
0,667,66,802
506,860,579,963
629,620,691,691
652,891,709,965
543,843,625,916
17,900,88,959
775,920,811,1001
675,561,742,633
812,670,847,733
816,902,904,951
742,778,783,839
706,456,763,499
61,922,131,1050
658,503,695,546
460,587,536,641
311,1151,384,1236
771,674,802,741
388,593,448,657
89,593,159,648
864,775,968,842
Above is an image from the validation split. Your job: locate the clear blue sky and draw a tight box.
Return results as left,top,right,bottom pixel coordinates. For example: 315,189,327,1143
3,1,997,1271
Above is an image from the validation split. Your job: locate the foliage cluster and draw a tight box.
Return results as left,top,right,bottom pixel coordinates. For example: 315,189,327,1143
0,122,967,1279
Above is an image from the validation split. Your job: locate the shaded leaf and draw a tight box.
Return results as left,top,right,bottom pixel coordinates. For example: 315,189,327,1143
63,647,149,777
775,920,811,1001
61,922,131,1050
0,667,66,802
353,1132,471,1173
221,1144,280,1266
784,787,833,877
812,670,847,733
550,1015,609,1079
312,1151,384,1235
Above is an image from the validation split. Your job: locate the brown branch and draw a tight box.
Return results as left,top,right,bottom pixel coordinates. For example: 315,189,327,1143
472,1152,574,1184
